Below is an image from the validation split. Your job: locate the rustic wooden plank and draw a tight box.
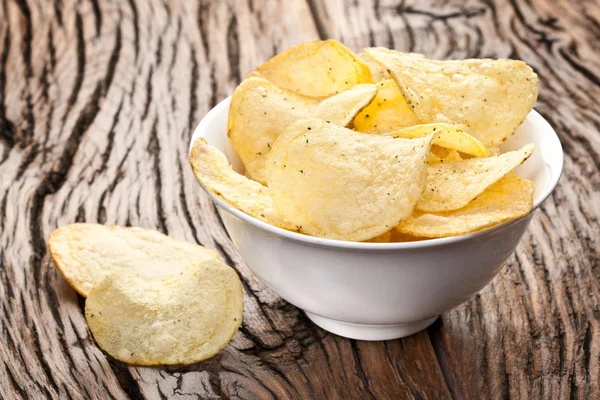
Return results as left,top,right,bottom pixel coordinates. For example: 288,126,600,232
315,0,600,398
1,0,599,398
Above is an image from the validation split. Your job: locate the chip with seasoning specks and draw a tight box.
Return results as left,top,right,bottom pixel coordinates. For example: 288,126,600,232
365,47,538,145
417,143,534,213
265,119,434,241
354,79,420,134
357,52,391,83
228,77,376,183
429,145,463,164
189,137,295,231
397,173,534,237
382,123,489,158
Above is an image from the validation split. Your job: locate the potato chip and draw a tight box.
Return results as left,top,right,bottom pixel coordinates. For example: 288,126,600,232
365,48,538,145
390,230,428,242
315,84,378,125
353,79,420,134
265,119,433,241
85,260,243,365
428,153,444,164
397,173,534,237
417,143,534,213
228,77,376,183
249,40,373,97
357,52,390,82
383,123,488,157
487,145,501,156
189,138,295,230
48,224,219,297
429,145,463,164
364,230,392,243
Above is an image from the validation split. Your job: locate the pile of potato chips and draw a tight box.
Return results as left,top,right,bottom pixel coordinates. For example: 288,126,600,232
49,224,243,365
190,40,538,242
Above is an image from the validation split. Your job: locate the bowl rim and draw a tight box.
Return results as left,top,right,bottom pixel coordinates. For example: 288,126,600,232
190,96,564,250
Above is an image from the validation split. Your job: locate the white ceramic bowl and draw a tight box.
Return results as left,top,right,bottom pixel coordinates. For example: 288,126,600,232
190,97,563,340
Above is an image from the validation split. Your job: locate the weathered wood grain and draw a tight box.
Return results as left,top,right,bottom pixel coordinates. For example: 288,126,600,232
0,0,598,398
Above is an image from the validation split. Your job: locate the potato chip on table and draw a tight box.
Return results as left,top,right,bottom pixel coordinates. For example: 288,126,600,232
397,173,534,237
249,40,373,97
365,47,538,145
48,224,219,297
266,119,434,241
228,77,376,183
85,259,243,365
49,223,244,365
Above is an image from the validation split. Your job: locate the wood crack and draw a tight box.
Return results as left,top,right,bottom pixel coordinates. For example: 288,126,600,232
306,0,328,40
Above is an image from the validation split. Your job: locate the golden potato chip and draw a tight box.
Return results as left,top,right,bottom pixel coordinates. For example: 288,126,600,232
353,79,420,134
48,224,219,297
487,145,501,156
85,260,243,365
429,145,463,164
428,153,444,164
315,84,378,124
364,230,392,243
383,123,488,157
189,138,295,230
265,119,433,241
417,143,534,213
357,52,390,82
397,173,534,237
249,40,373,97
365,48,538,145
390,230,428,242
228,77,376,183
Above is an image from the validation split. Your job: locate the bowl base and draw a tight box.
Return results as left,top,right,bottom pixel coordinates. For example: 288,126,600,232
305,312,438,341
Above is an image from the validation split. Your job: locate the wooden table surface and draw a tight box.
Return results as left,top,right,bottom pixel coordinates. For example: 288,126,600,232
1,0,599,398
